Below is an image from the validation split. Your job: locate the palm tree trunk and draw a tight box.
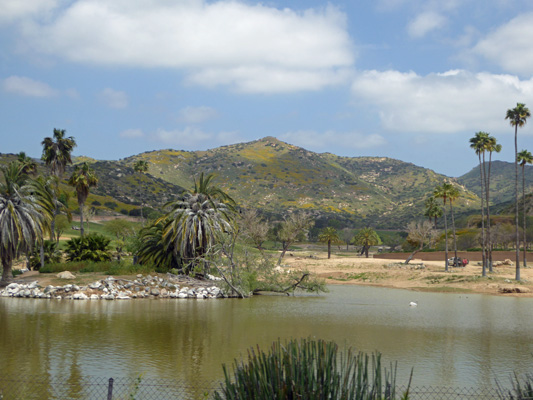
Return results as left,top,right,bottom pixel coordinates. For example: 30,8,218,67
523,165,528,267
515,125,521,280
450,201,457,261
443,200,449,272
486,152,493,272
478,153,487,277
327,240,331,259
0,258,13,286
80,202,85,237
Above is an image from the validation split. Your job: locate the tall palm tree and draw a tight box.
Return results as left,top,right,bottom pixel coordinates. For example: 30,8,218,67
485,136,502,272
518,149,533,267
446,184,460,263
133,160,149,223
318,227,341,259
68,162,98,237
506,103,531,280
424,196,443,229
41,128,77,240
0,163,53,286
470,132,490,276
434,182,457,272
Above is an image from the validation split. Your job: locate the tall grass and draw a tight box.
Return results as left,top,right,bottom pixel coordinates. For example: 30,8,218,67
213,338,411,400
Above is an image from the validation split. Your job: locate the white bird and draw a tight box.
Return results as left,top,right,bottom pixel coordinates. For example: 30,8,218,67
409,301,418,307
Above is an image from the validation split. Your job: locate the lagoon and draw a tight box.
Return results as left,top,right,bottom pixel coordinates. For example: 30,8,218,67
1,285,532,395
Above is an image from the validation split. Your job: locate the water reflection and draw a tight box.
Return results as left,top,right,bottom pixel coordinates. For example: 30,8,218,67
1,286,532,392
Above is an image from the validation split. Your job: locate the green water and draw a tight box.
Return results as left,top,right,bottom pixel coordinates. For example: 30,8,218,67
1,285,532,395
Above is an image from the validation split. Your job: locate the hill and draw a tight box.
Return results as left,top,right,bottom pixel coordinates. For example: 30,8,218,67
457,160,533,204
121,137,479,228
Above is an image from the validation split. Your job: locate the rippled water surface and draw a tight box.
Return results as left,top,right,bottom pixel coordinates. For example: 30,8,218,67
1,285,532,390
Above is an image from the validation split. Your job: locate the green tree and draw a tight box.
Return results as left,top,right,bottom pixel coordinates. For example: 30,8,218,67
68,162,98,237
133,160,149,223
518,149,533,267
238,208,269,254
470,131,491,276
424,196,443,228
41,128,77,241
17,151,37,176
485,135,501,272
506,103,531,280
318,227,341,259
64,233,111,262
0,163,53,286
353,228,381,258
137,222,182,271
434,182,458,272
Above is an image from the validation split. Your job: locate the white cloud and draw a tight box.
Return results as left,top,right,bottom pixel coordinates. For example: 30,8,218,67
407,11,447,38
17,0,354,93
177,106,218,124
0,0,58,23
120,128,144,138
100,88,128,109
280,130,387,151
351,69,533,133
473,12,533,75
2,75,57,97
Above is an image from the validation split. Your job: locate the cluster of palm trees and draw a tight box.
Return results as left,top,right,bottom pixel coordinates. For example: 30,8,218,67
0,129,100,286
423,104,531,280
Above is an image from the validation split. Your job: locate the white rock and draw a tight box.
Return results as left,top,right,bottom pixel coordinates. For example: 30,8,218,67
57,271,76,279
90,295,99,300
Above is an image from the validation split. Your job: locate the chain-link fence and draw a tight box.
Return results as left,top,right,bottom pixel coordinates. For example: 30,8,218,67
0,375,525,399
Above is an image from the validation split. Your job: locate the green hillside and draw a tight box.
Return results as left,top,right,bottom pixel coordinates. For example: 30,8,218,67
121,137,480,228
457,160,533,205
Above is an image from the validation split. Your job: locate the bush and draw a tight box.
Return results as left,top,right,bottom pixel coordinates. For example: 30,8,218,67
40,260,154,275
64,234,112,262
213,338,411,400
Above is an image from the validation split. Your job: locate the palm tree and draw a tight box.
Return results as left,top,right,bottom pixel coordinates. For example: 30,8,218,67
17,152,37,176
68,162,98,237
424,196,443,229
194,172,236,208
133,160,149,223
41,128,77,240
318,227,341,259
0,163,53,286
160,193,233,275
352,228,381,258
506,103,531,280
485,136,502,272
470,132,490,276
518,149,533,267
159,173,235,274
434,182,457,272
447,184,460,263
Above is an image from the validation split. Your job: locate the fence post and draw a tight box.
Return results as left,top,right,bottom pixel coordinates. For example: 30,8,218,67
107,378,114,400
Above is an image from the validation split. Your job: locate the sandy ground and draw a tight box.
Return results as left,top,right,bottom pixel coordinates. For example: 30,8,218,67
281,252,533,297
10,251,533,297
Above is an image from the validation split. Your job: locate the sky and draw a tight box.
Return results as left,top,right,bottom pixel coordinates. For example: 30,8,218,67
2,0,533,177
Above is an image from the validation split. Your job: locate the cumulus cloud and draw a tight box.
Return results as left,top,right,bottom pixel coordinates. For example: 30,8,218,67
18,0,354,93
473,12,533,76
280,130,387,151
2,75,58,97
0,0,58,23
407,11,447,38
351,69,533,133
100,88,128,109
177,106,218,124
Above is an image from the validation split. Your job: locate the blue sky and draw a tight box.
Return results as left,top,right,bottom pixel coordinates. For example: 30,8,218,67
2,0,533,177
